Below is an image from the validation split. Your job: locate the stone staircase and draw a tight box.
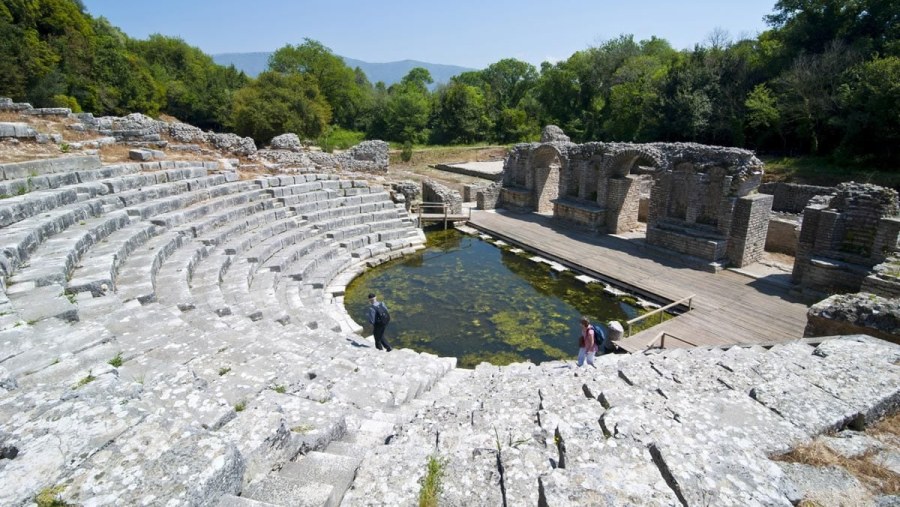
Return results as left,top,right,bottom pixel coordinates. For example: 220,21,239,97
0,155,452,506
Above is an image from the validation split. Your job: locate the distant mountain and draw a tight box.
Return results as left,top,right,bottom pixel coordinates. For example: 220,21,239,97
212,52,475,87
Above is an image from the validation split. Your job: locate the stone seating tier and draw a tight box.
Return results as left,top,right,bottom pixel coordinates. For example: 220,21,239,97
3,156,894,506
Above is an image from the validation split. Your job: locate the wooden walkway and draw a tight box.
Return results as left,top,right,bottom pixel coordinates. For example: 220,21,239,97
467,210,810,352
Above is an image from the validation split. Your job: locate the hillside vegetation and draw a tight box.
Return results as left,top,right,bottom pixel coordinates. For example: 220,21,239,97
1,0,898,171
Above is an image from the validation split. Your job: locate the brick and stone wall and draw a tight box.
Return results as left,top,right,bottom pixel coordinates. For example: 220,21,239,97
476,182,502,210
759,182,835,213
498,126,765,258
766,214,801,255
792,183,900,295
422,179,462,214
861,255,900,298
727,193,774,267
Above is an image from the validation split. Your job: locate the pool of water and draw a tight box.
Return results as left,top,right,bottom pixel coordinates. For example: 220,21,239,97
345,229,647,368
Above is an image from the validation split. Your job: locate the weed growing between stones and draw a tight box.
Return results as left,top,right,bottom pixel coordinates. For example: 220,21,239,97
234,400,246,412
772,412,900,497
64,292,77,305
218,366,231,376
107,352,123,368
418,454,447,507
272,384,286,394
290,424,313,434
35,485,69,506
74,370,96,388
132,373,145,385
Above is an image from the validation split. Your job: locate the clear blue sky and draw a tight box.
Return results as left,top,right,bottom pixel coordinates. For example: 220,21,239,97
81,0,778,69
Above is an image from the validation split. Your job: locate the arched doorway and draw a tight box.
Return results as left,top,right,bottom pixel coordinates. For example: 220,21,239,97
603,149,662,233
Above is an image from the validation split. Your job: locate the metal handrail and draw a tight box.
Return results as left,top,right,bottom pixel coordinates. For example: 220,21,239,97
647,332,698,349
625,294,695,337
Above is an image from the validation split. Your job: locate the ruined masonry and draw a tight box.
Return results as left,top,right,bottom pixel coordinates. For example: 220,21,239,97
499,126,770,269
0,107,897,506
792,182,900,296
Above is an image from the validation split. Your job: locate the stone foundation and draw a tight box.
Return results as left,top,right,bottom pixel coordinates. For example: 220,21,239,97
793,183,900,294
805,293,900,344
766,214,801,255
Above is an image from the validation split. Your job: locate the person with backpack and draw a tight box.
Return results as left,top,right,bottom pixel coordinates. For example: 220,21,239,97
576,316,596,367
366,292,392,352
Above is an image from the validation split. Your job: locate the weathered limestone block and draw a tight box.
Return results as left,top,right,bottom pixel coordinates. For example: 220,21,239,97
0,122,37,138
777,463,872,506
269,132,302,151
23,107,71,116
805,293,900,343
541,124,571,143
168,122,206,143
207,132,257,157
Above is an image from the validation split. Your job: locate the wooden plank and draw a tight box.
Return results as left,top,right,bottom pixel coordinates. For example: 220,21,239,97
468,210,810,353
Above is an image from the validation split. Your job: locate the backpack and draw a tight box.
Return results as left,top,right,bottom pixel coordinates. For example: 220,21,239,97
374,303,391,326
591,323,607,352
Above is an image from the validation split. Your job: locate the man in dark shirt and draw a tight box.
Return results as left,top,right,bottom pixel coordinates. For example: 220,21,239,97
366,292,392,352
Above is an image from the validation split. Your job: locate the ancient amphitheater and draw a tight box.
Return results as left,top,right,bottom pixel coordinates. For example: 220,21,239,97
0,100,898,506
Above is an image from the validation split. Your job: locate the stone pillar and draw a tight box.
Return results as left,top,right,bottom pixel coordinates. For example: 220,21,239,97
873,217,900,263
534,165,559,214
605,176,641,234
647,173,669,227
727,193,773,268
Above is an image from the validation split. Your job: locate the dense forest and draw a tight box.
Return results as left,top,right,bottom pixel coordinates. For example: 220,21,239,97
1,0,898,166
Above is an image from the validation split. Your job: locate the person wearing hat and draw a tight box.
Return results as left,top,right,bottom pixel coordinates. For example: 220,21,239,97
365,292,392,352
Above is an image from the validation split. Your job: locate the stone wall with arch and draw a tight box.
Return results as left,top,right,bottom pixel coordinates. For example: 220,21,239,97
498,127,769,268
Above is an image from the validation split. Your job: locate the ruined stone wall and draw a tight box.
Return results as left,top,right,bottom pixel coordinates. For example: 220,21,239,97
792,183,900,294
727,193,774,267
497,128,776,267
422,180,462,214
475,182,502,210
861,256,900,298
759,182,835,213
766,214,801,255
804,293,900,344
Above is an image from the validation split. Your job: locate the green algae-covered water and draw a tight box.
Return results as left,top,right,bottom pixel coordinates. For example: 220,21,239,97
346,229,645,368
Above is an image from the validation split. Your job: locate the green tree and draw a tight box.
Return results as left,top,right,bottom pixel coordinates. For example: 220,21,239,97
269,39,372,129
432,82,492,144
130,34,247,129
744,83,783,148
230,71,331,144
836,56,900,164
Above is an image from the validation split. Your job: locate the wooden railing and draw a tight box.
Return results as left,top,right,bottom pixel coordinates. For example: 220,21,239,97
411,202,471,229
624,294,695,337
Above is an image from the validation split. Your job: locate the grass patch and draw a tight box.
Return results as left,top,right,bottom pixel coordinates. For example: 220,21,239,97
234,400,246,412
290,424,314,434
761,156,900,190
74,370,96,389
35,485,69,507
389,144,509,167
218,366,231,376
772,412,900,496
272,384,286,394
318,127,365,152
418,454,447,507
107,352,123,368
